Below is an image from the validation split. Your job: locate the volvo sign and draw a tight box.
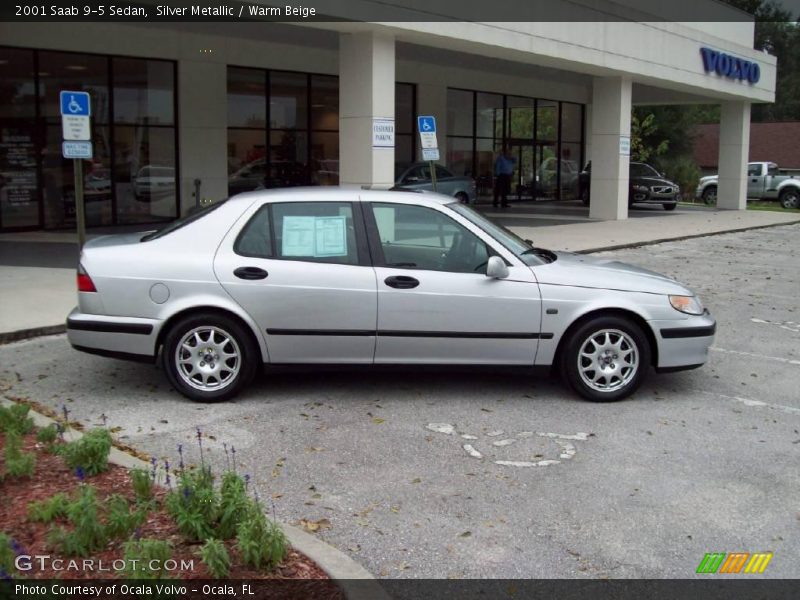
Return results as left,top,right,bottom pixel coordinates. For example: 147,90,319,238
700,47,760,84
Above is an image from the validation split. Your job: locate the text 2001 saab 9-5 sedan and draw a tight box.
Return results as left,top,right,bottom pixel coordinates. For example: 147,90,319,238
66,189,715,403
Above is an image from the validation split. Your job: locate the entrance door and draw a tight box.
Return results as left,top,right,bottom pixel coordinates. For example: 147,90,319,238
535,144,558,199
507,142,536,201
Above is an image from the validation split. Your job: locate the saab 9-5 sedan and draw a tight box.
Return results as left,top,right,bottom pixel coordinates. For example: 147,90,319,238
67,189,715,402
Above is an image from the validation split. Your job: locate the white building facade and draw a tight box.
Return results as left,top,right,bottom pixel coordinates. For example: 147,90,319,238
0,1,776,231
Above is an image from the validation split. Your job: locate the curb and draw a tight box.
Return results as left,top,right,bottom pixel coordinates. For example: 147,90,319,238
575,218,800,254
0,324,66,345
0,398,389,600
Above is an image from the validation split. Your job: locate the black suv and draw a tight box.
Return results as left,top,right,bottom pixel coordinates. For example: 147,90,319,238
579,161,680,211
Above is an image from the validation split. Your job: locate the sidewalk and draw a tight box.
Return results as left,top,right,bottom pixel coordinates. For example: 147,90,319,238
1,208,798,339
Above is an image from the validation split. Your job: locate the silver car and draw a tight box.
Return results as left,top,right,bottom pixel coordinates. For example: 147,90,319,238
394,163,477,204
67,188,715,403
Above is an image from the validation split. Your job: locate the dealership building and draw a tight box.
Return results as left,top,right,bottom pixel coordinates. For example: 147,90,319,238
0,1,776,232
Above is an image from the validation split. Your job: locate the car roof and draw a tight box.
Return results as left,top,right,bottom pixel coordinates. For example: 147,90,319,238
228,186,455,206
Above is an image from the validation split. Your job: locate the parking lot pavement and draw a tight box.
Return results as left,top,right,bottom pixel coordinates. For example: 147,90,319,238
1,223,798,579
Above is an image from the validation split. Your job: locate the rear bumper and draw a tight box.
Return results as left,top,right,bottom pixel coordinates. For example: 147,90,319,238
651,312,716,369
66,308,160,362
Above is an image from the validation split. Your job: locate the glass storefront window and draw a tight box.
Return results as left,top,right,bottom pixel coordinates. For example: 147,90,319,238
228,67,266,128
447,89,473,137
446,137,473,179
0,125,39,228
0,48,36,119
536,99,558,142
38,51,109,125
561,102,583,143
560,142,582,199
476,92,503,139
311,130,338,186
270,130,308,187
113,58,174,125
310,75,338,131
506,96,534,140
270,72,307,130
113,125,176,224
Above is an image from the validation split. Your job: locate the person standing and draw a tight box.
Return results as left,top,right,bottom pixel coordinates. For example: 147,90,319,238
493,146,515,208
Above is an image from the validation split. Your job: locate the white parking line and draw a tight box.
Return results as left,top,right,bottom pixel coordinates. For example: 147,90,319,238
711,346,800,366
699,391,800,416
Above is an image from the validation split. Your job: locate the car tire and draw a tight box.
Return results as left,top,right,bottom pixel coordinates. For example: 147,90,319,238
560,315,651,402
455,192,469,204
580,188,590,206
702,186,717,206
779,188,800,209
162,313,258,402
663,202,677,211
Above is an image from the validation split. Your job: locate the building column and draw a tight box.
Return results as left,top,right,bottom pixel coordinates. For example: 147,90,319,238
339,32,395,188
177,58,228,214
717,101,750,210
589,76,632,220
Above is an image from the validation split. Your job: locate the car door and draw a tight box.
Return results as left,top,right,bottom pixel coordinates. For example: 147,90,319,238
747,163,762,198
365,199,542,364
214,198,378,363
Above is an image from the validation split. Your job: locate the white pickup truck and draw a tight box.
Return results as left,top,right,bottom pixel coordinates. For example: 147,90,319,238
695,162,800,209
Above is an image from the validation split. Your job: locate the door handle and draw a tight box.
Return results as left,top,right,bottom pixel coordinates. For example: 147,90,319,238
384,275,419,289
234,266,268,280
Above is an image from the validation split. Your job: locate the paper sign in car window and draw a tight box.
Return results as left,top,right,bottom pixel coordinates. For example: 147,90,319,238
281,216,316,256
314,216,347,257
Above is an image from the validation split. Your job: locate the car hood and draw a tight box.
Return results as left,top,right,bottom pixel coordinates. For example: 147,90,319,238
534,251,693,295
633,176,678,188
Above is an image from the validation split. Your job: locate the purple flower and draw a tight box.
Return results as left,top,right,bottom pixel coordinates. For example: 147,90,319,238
0,568,11,582
61,404,70,423
164,459,171,486
100,413,108,427
244,473,251,491
133,527,142,541
10,539,24,557
75,466,85,481
231,445,237,473
182,486,191,500
150,457,157,481
177,444,185,472
196,427,205,467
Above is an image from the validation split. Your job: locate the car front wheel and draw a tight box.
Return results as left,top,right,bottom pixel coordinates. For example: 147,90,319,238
163,313,257,402
702,186,717,206
663,202,677,211
561,316,651,402
779,188,800,209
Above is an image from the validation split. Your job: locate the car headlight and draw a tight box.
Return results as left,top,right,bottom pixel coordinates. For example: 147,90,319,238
633,185,649,192
669,295,704,315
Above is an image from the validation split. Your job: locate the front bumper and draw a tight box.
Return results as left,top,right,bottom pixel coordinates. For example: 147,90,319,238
66,308,161,362
650,311,716,369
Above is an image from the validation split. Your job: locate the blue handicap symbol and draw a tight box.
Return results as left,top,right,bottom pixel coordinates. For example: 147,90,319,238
417,116,436,133
60,91,91,117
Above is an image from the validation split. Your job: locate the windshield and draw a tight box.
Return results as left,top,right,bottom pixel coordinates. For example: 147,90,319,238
449,203,548,266
141,200,227,242
630,163,661,178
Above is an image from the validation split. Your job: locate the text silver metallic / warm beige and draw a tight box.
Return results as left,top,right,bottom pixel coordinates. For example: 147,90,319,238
66,188,715,402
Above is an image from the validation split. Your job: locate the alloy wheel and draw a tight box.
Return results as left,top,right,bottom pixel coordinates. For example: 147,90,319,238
175,326,241,392
577,328,639,393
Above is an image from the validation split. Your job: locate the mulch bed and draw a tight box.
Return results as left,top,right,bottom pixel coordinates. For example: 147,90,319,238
0,429,344,597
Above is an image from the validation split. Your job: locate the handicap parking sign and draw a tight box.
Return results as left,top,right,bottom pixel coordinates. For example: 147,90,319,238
60,91,91,117
417,116,436,133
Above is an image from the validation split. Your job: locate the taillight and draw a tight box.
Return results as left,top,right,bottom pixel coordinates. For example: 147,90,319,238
77,264,97,293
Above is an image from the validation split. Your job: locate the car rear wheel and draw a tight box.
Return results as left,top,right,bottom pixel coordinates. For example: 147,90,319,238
455,192,469,204
580,187,590,206
663,202,677,211
702,186,717,206
560,316,651,402
163,313,257,402
779,188,800,209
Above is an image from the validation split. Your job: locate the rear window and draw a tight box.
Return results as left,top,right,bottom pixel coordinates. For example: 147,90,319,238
141,200,227,242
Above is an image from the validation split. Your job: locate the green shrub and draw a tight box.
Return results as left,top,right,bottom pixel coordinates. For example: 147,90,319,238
63,428,112,476
217,472,249,539
3,431,36,479
36,423,59,445
0,532,17,576
130,468,153,504
0,404,34,435
104,494,147,540
28,493,68,523
122,538,173,579
47,485,106,556
236,502,287,570
165,467,217,542
200,538,230,579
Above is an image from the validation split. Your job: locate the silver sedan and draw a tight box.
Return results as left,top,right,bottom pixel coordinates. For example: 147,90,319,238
67,188,715,403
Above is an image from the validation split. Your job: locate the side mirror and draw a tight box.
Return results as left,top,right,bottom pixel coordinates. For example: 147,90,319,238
486,256,509,279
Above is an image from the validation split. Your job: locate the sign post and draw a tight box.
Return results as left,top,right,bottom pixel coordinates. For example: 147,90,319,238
417,116,439,193
60,91,92,250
